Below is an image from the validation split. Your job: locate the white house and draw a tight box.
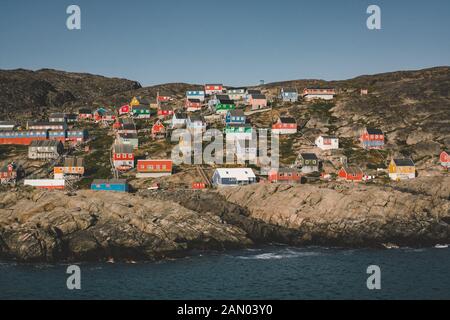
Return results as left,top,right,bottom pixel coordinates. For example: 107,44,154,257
315,135,339,150
212,168,256,187
303,88,336,101
171,112,188,129
187,114,206,133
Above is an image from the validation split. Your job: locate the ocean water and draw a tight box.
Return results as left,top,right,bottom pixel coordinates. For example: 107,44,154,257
1,246,449,300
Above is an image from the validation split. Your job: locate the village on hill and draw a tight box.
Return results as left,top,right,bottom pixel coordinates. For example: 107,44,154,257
1,84,449,192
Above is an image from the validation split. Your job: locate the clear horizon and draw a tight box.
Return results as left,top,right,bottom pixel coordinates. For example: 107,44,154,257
1,0,450,86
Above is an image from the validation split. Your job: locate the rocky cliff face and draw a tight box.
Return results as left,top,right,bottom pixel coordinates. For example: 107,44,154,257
218,177,450,247
0,189,251,262
1,177,449,262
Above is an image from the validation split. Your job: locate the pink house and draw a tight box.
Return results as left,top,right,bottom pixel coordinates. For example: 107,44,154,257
249,94,268,110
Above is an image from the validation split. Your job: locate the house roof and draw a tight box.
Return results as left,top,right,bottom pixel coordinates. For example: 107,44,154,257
188,98,201,103
283,88,297,93
279,117,296,124
215,168,256,180
247,89,262,95
251,94,266,100
78,108,92,114
393,158,415,167
228,109,245,117
218,99,235,105
92,179,127,185
174,111,188,119
206,84,223,87
133,105,150,111
113,144,134,154
216,95,230,100
118,133,138,139
30,140,61,147
122,124,137,130
28,121,65,126
63,157,84,167
160,105,173,111
49,113,67,118
319,135,338,140
366,128,383,135
342,166,363,175
300,153,318,160
189,114,205,122
271,167,300,174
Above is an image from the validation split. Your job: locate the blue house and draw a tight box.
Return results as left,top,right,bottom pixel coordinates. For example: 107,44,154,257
91,179,129,192
186,90,205,102
212,168,256,187
280,88,299,102
225,109,246,125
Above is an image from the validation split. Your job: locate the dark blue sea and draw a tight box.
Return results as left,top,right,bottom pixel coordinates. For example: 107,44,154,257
1,246,449,300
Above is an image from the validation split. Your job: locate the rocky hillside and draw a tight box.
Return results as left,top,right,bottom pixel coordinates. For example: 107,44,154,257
0,69,141,120
1,177,449,262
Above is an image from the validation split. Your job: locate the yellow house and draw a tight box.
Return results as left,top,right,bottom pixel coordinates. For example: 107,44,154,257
389,158,415,181
130,97,140,107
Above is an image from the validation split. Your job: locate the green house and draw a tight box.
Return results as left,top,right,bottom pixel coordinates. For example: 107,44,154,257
132,106,151,118
215,99,236,114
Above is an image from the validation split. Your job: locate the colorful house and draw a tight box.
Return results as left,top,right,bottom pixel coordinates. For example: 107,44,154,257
0,130,48,145
186,90,205,102
151,120,166,138
27,121,67,131
226,88,246,100
157,92,172,103
212,168,256,187
113,144,134,171
48,130,67,142
24,179,65,190
78,108,93,120
49,113,67,123
249,94,268,110
205,84,224,96
54,157,85,177
186,98,202,112
280,88,298,102
117,124,137,135
130,97,141,107
119,105,131,115
215,99,236,114
132,106,151,119
303,88,336,101
268,168,301,184
158,105,174,117
66,130,89,144
0,121,17,131
224,124,253,141
315,135,339,150
440,151,450,168
360,128,385,149
389,159,416,181
245,89,262,103
338,166,364,182
28,140,64,160
297,153,319,173
91,179,129,192
272,117,297,135
136,159,173,178
0,162,23,184
225,109,246,125
94,109,116,122
117,133,139,149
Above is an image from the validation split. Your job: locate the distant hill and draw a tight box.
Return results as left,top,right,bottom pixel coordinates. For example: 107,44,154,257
0,69,141,119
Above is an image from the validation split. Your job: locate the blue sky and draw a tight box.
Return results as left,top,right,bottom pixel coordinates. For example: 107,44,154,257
0,0,449,86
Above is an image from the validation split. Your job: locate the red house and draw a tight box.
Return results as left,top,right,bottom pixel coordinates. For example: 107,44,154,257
185,98,202,111
119,105,131,115
157,92,172,103
136,159,173,178
205,84,224,95
440,151,450,168
272,117,297,135
112,144,134,171
338,166,364,182
360,128,384,149
268,168,301,184
192,182,207,189
157,105,174,117
78,108,93,120
151,120,166,138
